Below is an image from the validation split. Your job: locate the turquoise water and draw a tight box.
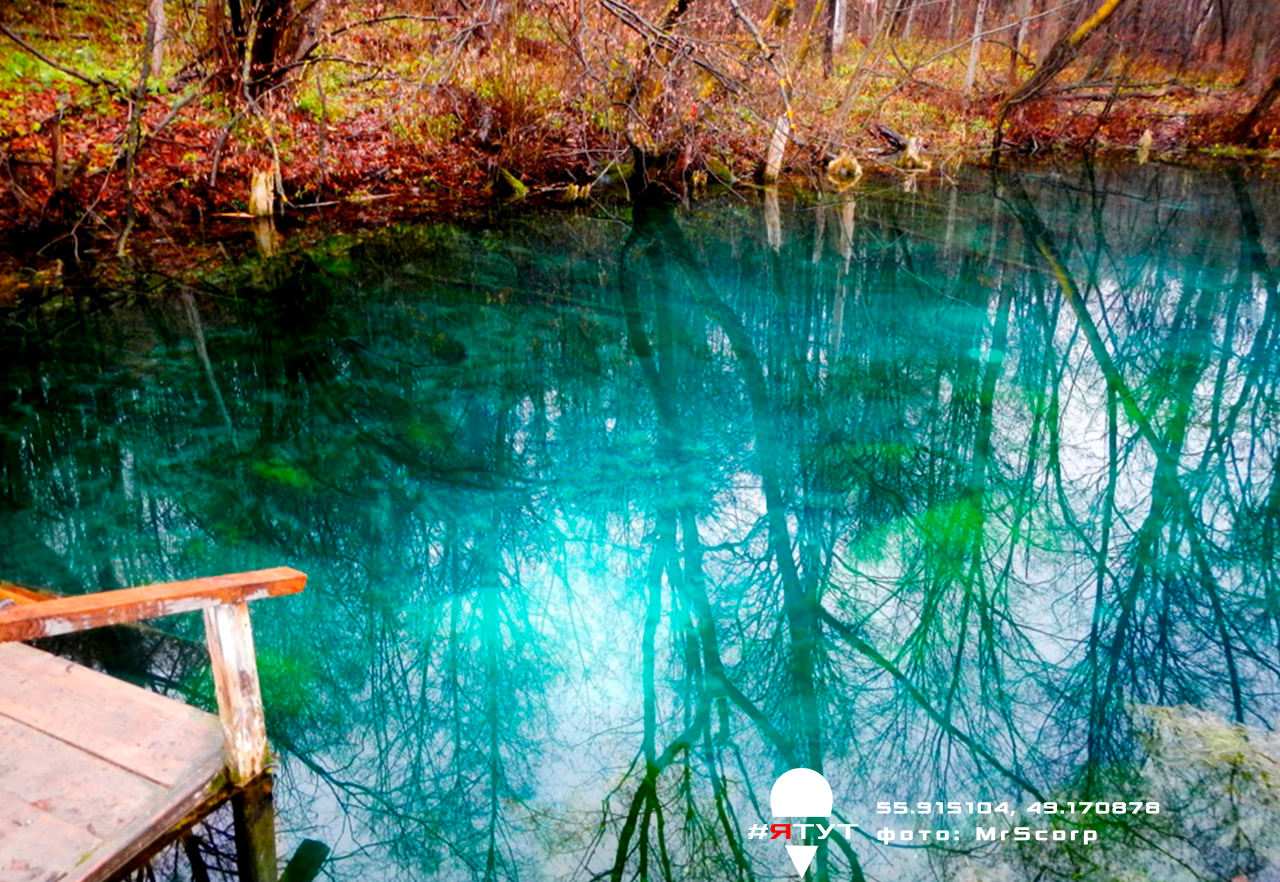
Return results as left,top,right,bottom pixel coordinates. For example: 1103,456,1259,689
3,162,1279,881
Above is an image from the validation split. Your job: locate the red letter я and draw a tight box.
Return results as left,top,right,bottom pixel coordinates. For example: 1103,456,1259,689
771,824,792,840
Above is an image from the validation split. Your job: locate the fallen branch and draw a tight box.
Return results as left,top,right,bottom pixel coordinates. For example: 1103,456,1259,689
1057,90,1179,100
327,13,457,38
0,21,121,92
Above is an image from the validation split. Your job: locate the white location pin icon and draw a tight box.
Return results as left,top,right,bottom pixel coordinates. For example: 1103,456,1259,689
770,769,833,878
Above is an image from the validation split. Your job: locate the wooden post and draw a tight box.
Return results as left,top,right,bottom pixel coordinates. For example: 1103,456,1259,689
203,601,268,785
233,775,279,882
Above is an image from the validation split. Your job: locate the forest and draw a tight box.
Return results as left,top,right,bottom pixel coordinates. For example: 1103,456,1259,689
0,0,1278,248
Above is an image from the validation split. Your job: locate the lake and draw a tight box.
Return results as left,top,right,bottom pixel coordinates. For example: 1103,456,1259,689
2,160,1279,882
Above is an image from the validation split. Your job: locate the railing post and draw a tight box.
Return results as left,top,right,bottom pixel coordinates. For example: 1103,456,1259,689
203,601,268,785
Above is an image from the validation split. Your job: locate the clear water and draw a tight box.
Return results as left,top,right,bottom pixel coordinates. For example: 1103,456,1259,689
3,162,1280,882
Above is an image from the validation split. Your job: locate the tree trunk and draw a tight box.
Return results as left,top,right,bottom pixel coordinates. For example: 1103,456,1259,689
208,0,314,98
248,0,292,96
1015,0,1032,56
764,0,796,30
148,0,165,76
1247,32,1275,91
963,0,989,95
119,4,160,254
1010,0,1032,82
993,0,1133,148
763,115,791,183
291,0,331,66
859,0,876,43
826,0,847,73
1234,69,1280,145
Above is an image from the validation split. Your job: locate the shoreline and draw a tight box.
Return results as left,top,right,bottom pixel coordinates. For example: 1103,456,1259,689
0,151,1272,308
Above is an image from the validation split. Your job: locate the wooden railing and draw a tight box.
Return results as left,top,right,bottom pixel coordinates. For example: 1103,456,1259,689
0,566,307,785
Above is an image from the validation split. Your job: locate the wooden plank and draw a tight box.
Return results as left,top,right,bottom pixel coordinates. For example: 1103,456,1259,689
0,643,224,788
204,602,267,785
0,714,165,835
0,567,306,643
0,643,233,882
0,642,214,729
70,745,229,882
0,789,104,882
0,583,49,608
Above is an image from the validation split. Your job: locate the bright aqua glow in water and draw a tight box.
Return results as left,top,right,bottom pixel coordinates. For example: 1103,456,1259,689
2,163,1279,881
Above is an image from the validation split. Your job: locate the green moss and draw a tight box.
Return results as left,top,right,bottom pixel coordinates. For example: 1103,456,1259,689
251,458,318,491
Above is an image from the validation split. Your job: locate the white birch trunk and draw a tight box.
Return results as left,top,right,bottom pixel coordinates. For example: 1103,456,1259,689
763,115,791,184
148,0,166,77
964,0,990,95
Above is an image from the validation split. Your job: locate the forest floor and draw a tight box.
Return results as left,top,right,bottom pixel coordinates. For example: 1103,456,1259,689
1,0,1278,270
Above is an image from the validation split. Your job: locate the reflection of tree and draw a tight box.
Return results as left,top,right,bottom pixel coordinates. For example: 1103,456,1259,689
0,235,583,881
233,273,566,881
1000,168,1278,750
608,195,762,882
601,168,1280,882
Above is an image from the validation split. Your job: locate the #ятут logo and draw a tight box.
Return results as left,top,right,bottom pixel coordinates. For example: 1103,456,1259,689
769,768,832,877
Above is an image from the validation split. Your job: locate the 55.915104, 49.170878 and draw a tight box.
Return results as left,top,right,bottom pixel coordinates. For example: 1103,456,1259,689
876,801,1161,815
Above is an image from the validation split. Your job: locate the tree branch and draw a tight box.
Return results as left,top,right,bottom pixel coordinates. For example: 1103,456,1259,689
0,21,120,92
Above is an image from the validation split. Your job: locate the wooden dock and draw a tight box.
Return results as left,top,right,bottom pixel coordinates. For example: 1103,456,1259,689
0,567,307,882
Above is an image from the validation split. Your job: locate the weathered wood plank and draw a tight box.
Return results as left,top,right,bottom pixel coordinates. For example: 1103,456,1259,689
204,602,268,785
0,789,103,882
0,643,232,882
0,714,164,834
70,744,229,882
0,641,208,723
0,643,223,788
0,567,306,643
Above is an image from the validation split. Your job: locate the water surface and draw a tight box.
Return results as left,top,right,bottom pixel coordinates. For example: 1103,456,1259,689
3,162,1279,882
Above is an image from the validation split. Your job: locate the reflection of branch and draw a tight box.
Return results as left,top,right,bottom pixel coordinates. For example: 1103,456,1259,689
999,170,1245,722
618,227,760,881
622,207,860,881
643,204,823,767
607,705,708,882
820,609,1046,801
181,291,238,447
1201,172,1280,473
